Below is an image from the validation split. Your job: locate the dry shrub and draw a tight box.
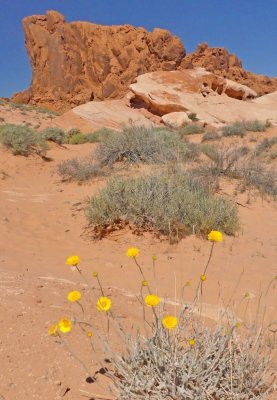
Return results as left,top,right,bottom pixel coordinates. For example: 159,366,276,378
57,157,105,182
95,126,199,166
85,173,239,239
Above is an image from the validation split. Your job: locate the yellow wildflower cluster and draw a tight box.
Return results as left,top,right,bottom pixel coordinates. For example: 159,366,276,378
126,247,139,258
97,296,112,312
144,294,160,307
207,231,223,242
67,290,81,302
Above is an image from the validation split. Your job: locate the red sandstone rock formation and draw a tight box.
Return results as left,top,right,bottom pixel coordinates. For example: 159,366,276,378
181,43,277,96
13,11,185,112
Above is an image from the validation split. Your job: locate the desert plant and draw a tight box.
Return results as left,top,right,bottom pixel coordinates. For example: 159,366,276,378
244,120,270,132
49,245,275,400
41,127,67,144
201,144,249,177
57,157,105,182
187,112,199,121
201,131,221,142
68,128,114,145
68,132,88,145
254,137,277,156
180,124,204,136
222,122,246,138
85,173,239,239
95,126,198,166
0,123,48,156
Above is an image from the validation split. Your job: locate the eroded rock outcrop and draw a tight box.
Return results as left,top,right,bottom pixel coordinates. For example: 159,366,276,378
13,11,185,112
129,70,277,126
181,43,277,96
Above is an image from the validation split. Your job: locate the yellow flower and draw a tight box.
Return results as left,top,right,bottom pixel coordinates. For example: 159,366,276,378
66,255,80,266
58,318,72,333
207,231,223,242
200,274,207,282
152,255,157,261
67,290,81,302
188,338,196,347
235,322,241,328
92,272,98,277
126,247,139,258
144,294,160,307
142,280,148,287
96,296,112,312
162,315,178,330
49,324,58,336
87,331,93,337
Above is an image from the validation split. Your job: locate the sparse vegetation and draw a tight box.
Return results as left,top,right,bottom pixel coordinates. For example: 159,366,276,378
57,157,105,182
0,123,47,156
221,122,246,137
187,112,199,121
244,119,270,132
68,128,114,144
201,131,221,142
85,173,239,240
254,137,277,156
180,124,204,136
41,127,67,144
95,126,199,166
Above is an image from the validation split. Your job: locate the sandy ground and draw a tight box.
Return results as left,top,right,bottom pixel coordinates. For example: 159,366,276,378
0,125,277,399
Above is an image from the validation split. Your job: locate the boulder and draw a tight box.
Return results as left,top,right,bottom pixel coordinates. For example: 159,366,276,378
162,112,190,128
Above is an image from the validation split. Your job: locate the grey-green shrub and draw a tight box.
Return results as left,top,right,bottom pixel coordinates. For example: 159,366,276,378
0,124,47,156
95,126,199,166
254,137,277,156
181,124,204,136
57,158,104,182
41,127,67,144
244,120,270,132
222,122,246,137
202,131,221,142
85,173,239,239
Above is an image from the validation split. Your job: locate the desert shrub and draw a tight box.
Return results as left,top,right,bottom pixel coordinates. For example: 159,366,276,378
57,158,105,182
85,173,239,239
222,122,246,138
201,144,249,176
67,128,82,138
237,161,277,198
9,102,59,116
201,131,221,142
0,124,47,156
68,133,88,145
41,127,67,144
187,112,198,121
95,126,198,166
49,247,275,400
244,120,270,132
254,137,277,156
68,128,114,145
180,124,204,136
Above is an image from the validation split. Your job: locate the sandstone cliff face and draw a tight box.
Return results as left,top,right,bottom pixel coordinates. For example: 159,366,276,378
181,43,277,96
14,11,185,112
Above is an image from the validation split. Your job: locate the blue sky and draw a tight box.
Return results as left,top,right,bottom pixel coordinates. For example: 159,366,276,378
0,0,276,97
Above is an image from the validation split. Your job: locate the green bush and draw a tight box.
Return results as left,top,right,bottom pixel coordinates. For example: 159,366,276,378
187,112,199,121
222,122,246,137
0,124,47,156
181,124,204,136
68,128,114,145
95,126,199,166
85,173,239,240
41,127,67,144
68,133,88,145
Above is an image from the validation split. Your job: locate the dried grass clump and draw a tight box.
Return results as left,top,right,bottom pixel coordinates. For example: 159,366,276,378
57,157,105,182
113,323,272,400
85,173,239,239
95,126,198,166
